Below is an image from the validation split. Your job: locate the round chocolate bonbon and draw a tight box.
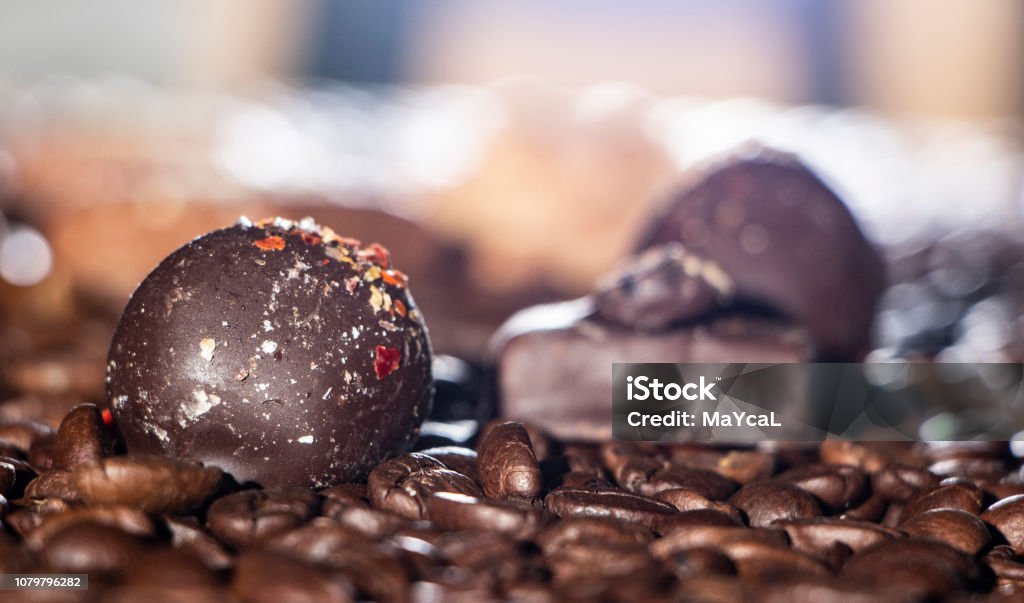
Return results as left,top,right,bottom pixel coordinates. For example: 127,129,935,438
107,217,433,488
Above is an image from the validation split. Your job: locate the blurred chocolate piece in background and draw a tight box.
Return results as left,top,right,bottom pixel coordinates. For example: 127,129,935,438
638,149,886,360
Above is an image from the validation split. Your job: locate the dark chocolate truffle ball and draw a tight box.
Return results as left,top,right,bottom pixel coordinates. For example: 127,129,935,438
107,217,433,488
637,149,885,360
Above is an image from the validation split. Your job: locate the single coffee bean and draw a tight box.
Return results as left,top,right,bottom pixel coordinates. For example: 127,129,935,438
639,465,736,501
425,492,545,539
840,493,887,523
711,450,775,485
653,488,745,523
981,494,1024,555
841,539,988,598
599,442,653,481
0,455,36,499
721,540,831,582
330,505,411,539
23,469,82,504
658,509,745,533
729,481,822,527
0,420,53,454
40,522,145,575
660,546,736,580
902,480,983,521
758,576,902,603
818,441,886,472
921,441,1010,463
650,526,789,560
417,446,480,483
164,515,233,570
615,456,663,493
480,418,552,462
536,517,654,555
902,508,990,555
676,576,750,602
25,505,155,550
232,550,354,603
985,545,1024,581
125,548,221,587
207,487,320,549
872,465,940,502
72,454,223,513
368,453,482,519
477,421,543,500
775,517,899,555
777,464,868,513
52,403,112,470
544,487,676,531
28,435,55,472
546,541,659,584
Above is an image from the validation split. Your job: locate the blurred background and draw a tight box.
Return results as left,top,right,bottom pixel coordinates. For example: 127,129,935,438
0,0,1022,420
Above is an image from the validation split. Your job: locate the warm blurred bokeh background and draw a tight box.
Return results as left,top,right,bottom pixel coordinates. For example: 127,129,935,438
0,0,1022,416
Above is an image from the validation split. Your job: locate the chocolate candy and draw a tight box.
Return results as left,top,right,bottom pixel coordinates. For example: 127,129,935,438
107,217,433,488
637,149,886,359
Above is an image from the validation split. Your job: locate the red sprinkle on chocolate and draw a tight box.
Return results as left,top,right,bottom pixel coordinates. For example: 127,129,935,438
299,232,322,246
321,259,330,266
373,345,401,380
101,408,114,427
382,269,408,287
254,236,287,251
394,299,407,317
358,243,392,269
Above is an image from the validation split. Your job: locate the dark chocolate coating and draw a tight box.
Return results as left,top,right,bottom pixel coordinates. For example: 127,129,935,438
637,150,886,360
107,217,433,488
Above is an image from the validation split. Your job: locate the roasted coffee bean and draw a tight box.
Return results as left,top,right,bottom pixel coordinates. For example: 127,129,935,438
710,450,775,485
921,441,1010,463
23,469,81,504
562,443,605,476
985,545,1024,581
544,487,676,531
72,454,222,514
40,522,145,575
639,465,736,501
546,540,660,584
759,576,910,603
599,441,651,481
320,483,370,519
840,493,887,523
536,517,654,554
842,539,989,598
676,575,750,603
418,446,480,483
164,515,233,570
0,532,34,573
0,460,13,498
872,464,940,502
902,508,990,555
729,481,822,527
551,471,616,491
125,548,221,587
650,526,789,559
207,488,319,549
25,505,154,550
777,464,868,513
819,441,887,472
659,509,745,532
653,488,745,522
51,403,112,470
233,550,354,603
104,585,230,603
982,494,1024,555
331,505,411,539
661,546,736,580
721,540,832,581
477,421,543,500
615,456,662,492
266,520,411,602
902,480,983,521
0,420,53,454
426,492,545,539
0,455,36,499
27,435,55,472
775,517,899,555
368,453,482,520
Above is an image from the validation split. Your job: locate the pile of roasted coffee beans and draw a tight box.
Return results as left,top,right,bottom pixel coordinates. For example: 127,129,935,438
4,406,1024,602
